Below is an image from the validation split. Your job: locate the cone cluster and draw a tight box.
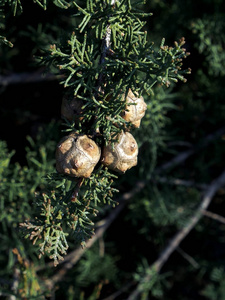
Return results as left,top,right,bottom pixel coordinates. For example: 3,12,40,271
56,89,147,177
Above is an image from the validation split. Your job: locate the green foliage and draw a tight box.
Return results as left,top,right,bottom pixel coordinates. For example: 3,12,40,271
76,244,118,287
0,125,57,224
0,128,56,297
1,0,225,299
33,0,72,10
0,136,55,230
0,0,71,47
43,1,190,143
133,259,171,299
191,15,225,76
201,267,225,300
20,167,118,266
1,0,23,16
130,184,200,229
10,248,45,299
10,0,189,265
134,85,178,178
0,35,13,47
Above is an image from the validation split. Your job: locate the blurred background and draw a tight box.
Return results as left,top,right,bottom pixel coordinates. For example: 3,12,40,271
1,0,225,299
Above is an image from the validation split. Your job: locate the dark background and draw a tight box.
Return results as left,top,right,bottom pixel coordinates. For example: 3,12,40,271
1,0,225,299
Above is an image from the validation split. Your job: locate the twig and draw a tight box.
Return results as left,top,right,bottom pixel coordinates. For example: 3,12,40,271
71,178,83,202
202,210,225,224
156,126,225,173
176,247,199,269
96,1,115,91
128,169,225,299
167,141,192,148
153,176,208,190
0,70,62,87
9,268,20,300
102,281,135,300
154,169,225,266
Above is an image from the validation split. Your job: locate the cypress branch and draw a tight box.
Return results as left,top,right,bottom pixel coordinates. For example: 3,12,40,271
17,0,191,264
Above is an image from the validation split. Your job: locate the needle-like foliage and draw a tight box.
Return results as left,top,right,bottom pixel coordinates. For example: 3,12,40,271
11,0,190,265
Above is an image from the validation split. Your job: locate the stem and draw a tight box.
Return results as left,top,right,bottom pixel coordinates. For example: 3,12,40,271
0,70,62,87
96,1,116,92
202,210,225,224
71,178,83,202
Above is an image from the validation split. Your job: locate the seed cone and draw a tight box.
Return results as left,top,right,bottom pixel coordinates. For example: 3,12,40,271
101,131,138,173
122,89,147,128
61,94,84,122
56,133,101,178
